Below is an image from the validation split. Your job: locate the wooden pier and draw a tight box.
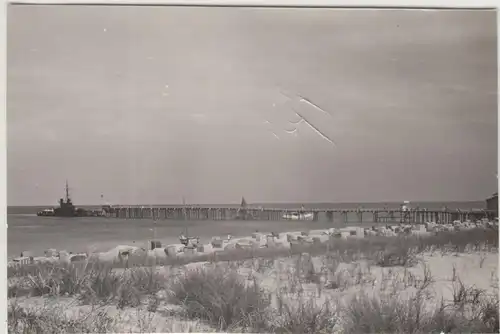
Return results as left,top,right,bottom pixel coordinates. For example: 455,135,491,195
101,206,496,224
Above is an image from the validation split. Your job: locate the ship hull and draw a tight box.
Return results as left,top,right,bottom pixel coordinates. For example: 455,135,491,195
36,211,102,217
37,211,77,217
36,211,55,217
36,210,105,217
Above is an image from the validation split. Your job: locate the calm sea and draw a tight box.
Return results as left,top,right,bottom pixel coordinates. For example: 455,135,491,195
7,201,486,258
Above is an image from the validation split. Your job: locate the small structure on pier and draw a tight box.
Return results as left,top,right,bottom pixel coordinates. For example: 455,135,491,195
401,200,411,223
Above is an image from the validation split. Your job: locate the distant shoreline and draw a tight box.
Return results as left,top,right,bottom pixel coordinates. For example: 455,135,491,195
7,200,487,215
8,200,487,207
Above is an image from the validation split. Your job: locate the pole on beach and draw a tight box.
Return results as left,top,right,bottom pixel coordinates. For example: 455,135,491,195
153,217,157,270
151,205,157,243
182,196,188,238
153,220,156,243
151,205,157,270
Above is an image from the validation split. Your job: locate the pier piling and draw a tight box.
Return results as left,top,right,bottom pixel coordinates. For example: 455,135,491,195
102,206,494,224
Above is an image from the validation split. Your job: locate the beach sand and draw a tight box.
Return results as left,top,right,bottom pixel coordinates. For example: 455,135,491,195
8,215,365,257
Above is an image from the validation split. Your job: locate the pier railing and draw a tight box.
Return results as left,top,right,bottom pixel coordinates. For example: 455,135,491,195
101,206,496,224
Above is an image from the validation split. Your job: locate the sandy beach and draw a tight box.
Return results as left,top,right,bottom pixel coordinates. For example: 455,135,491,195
8,222,499,333
8,214,359,258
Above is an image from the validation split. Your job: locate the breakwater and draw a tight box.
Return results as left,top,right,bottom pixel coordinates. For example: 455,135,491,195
102,206,496,224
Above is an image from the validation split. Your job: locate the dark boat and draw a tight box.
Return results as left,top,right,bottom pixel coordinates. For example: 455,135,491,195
37,181,97,217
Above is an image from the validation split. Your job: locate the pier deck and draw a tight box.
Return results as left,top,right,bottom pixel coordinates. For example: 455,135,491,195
101,206,496,224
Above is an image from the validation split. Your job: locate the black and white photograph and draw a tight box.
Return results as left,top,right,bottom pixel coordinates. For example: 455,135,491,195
6,3,499,333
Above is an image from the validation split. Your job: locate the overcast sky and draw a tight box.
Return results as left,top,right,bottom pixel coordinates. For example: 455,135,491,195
7,6,498,206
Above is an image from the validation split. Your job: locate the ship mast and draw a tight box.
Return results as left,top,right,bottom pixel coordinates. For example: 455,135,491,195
65,180,70,202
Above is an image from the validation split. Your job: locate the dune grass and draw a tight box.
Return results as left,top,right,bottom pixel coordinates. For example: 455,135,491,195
8,301,116,334
7,227,499,333
341,288,499,334
8,261,167,309
167,265,271,331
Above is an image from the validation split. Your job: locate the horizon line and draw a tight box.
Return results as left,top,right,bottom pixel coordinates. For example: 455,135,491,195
7,199,489,207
